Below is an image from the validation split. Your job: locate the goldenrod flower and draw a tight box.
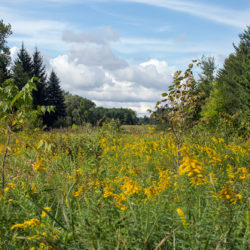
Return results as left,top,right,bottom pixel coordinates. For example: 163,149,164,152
179,154,206,185
72,186,84,197
176,208,188,227
11,218,40,230
120,177,142,196
7,183,16,189
219,184,242,204
33,157,47,171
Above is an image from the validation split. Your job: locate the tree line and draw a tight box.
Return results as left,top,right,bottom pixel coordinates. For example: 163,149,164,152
0,19,249,132
152,26,249,137
0,20,138,128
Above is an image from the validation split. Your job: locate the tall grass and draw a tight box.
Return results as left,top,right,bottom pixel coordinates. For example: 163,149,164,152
0,125,249,249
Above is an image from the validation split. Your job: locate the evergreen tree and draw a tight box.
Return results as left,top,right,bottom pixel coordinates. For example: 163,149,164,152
217,26,250,115
44,71,66,127
197,56,216,99
12,43,33,90
32,48,47,107
0,20,12,85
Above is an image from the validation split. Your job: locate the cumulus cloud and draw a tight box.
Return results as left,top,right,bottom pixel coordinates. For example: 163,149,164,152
113,59,176,90
68,44,128,70
50,54,111,90
50,33,177,115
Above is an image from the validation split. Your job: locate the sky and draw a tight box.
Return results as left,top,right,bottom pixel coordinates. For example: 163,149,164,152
1,0,249,116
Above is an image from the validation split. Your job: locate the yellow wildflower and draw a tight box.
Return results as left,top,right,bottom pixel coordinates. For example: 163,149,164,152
179,154,206,185
41,211,46,218
33,157,47,171
176,208,188,227
31,183,37,193
7,183,16,189
72,186,84,197
39,242,46,249
219,184,242,204
11,218,40,230
120,177,142,196
144,184,159,200
103,185,115,198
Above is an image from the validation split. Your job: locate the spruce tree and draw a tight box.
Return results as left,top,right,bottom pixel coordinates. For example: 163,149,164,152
197,56,216,99
44,71,66,127
217,26,250,115
32,48,47,107
0,20,12,85
12,43,33,90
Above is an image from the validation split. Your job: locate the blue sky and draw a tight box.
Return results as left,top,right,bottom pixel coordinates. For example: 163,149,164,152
1,0,249,115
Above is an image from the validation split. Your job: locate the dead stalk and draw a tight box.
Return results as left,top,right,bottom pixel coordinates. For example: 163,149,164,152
155,228,178,250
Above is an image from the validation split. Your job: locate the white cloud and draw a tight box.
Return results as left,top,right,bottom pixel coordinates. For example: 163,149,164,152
9,46,19,61
49,44,176,116
2,0,241,116
117,0,250,28
68,44,128,70
50,54,111,90
113,59,176,90
0,6,69,52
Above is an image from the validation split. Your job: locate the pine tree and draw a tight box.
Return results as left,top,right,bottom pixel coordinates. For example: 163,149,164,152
197,56,216,99
32,48,47,107
217,26,250,115
44,71,66,127
0,20,12,85
12,43,33,90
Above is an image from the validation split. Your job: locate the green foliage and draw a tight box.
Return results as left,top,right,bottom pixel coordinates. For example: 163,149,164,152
64,92,95,126
201,81,225,124
0,78,38,129
0,77,38,195
217,26,250,115
44,71,66,127
0,20,12,85
0,127,249,249
93,107,138,126
12,43,33,90
152,61,201,145
32,48,47,108
197,55,216,99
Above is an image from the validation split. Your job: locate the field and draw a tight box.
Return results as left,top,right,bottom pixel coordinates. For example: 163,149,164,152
0,125,249,249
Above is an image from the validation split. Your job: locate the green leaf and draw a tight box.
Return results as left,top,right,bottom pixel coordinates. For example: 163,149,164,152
10,92,24,108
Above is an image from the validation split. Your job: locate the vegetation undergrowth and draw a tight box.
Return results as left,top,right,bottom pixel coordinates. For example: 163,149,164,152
0,124,249,249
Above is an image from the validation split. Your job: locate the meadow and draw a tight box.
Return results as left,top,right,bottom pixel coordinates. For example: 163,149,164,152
0,124,249,249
